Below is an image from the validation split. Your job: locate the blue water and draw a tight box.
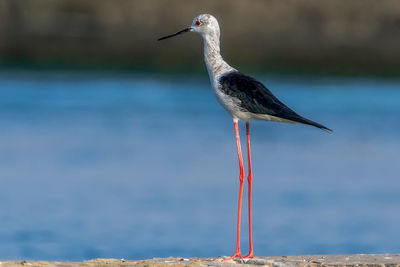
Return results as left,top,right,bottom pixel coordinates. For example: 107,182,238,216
0,71,399,260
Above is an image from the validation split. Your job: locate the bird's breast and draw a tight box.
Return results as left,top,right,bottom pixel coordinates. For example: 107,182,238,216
214,85,253,121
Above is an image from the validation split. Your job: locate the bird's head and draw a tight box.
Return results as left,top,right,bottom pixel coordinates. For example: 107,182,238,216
158,14,220,41
190,14,220,37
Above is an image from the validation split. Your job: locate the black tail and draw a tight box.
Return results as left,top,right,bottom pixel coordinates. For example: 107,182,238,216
291,116,332,132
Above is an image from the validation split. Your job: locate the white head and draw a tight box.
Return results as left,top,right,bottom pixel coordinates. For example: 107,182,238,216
159,14,233,87
158,14,220,41
190,14,220,38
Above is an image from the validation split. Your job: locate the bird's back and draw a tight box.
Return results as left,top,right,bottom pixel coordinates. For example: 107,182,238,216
217,71,331,131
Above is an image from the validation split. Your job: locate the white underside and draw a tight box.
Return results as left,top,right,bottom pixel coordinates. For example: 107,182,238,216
214,88,295,123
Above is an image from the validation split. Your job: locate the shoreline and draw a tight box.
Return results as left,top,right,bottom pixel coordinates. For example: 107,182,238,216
1,254,400,266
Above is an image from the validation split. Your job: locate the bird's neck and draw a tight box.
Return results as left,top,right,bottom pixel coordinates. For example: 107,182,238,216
203,33,234,83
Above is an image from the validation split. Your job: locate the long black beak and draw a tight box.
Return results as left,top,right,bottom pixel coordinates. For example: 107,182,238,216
158,27,191,41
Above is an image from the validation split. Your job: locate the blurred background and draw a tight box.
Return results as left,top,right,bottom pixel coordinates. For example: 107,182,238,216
0,0,400,261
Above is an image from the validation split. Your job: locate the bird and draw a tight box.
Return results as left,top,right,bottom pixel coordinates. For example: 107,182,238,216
158,14,331,260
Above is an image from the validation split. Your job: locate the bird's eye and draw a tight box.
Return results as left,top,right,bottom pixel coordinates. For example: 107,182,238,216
195,21,201,26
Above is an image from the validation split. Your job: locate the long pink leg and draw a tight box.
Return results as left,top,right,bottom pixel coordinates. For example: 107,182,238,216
225,119,245,261
244,121,254,258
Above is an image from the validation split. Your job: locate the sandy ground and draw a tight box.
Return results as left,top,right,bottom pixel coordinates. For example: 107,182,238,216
1,254,400,267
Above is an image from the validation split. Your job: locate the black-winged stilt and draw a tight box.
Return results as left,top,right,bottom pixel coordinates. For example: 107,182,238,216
158,14,331,260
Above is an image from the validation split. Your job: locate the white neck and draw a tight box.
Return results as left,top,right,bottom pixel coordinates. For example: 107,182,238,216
202,32,234,85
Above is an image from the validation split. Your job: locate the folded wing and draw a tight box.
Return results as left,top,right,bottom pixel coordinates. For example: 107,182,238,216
218,71,332,131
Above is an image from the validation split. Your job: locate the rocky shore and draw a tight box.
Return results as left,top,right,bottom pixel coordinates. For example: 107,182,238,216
1,0,400,74
1,254,400,267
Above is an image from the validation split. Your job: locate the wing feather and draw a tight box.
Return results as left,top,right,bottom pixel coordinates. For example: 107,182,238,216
218,71,332,131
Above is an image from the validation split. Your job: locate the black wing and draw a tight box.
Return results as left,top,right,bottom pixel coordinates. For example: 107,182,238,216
219,71,331,131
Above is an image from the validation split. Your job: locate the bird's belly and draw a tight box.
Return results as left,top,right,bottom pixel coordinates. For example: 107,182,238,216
214,88,296,123
214,88,253,121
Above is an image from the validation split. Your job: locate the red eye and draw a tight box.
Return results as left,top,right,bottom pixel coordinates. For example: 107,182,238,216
195,21,201,26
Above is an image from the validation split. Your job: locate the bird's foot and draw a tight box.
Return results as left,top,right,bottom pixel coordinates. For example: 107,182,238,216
243,251,254,259
224,251,243,261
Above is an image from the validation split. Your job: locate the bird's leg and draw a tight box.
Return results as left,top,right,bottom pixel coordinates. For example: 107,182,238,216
225,119,245,261
243,121,254,258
